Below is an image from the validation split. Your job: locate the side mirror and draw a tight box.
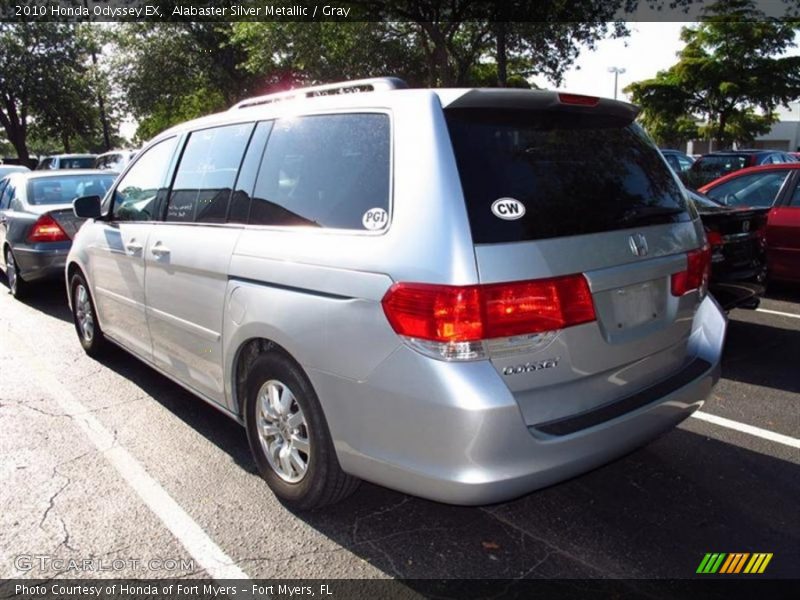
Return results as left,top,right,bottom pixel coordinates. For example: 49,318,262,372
73,195,102,219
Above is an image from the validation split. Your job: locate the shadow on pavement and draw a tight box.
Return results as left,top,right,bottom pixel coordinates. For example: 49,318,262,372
722,316,800,394
0,275,72,324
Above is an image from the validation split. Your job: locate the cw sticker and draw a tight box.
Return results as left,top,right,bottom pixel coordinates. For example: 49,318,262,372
491,198,526,220
362,207,388,230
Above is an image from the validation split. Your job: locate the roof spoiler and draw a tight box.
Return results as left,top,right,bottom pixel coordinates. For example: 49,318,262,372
443,89,640,123
230,77,408,110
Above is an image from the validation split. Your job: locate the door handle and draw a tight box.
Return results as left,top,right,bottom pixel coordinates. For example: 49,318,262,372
151,243,170,257
125,240,143,254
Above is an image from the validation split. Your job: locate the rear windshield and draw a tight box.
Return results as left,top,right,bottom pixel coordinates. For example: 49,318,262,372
688,155,749,188
62,157,96,169
28,174,115,205
445,110,688,244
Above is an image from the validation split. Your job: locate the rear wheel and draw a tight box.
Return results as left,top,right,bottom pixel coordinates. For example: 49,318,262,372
244,352,359,510
4,247,26,299
70,273,107,357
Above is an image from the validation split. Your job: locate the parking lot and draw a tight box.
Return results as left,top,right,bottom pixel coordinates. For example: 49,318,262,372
1,278,797,586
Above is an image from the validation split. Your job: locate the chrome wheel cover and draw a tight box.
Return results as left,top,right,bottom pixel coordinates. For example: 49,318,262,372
256,379,310,483
74,284,94,343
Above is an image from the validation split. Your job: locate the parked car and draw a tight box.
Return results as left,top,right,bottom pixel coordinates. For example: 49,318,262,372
660,149,695,182
0,170,115,298
36,154,97,170
687,149,798,189
687,189,767,310
94,149,137,173
66,78,725,510
700,163,800,283
0,165,30,178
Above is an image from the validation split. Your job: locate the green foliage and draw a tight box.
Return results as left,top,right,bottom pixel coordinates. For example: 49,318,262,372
0,23,106,160
627,0,800,148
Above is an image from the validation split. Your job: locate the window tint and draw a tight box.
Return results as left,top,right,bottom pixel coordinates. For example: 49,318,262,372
250,114,390,230
0,181,14,210
446,110,688,244
28,174,115,205
167,123,254,223
788,180,800,206
705,171,790,207
113,137,177,222
688,155,749,188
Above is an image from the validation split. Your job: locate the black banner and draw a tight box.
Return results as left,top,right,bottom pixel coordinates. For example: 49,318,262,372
2,579,800,600
0,0,799,23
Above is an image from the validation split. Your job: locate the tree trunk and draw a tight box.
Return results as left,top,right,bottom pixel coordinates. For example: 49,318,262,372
496,22,508,87
62,131,71,153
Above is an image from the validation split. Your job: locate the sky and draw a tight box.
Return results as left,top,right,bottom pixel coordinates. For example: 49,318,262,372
530,22,687,101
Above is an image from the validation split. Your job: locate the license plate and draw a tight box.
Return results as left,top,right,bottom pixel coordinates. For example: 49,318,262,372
610,281,661,329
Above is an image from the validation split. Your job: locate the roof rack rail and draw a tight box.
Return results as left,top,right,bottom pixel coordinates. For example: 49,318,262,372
230,77,408,110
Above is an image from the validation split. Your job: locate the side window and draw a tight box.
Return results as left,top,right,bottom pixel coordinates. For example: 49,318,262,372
677,156,693,173
112,137,178,222
790,181,800,206
0,183,14,210
166,123,254,223
706,172,791,207
250,113,390,230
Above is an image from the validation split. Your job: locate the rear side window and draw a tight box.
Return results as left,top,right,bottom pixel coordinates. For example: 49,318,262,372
446,110,688,244
167,123,255,223
250,113,390,230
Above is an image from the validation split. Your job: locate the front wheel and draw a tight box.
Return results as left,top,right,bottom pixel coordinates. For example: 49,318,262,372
244,352,359,510
70,273,107,357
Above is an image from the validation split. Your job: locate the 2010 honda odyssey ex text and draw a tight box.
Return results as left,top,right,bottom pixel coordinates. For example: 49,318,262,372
66,78,726,510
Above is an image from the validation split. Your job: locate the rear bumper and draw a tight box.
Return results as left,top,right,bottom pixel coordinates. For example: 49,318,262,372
313,295,726,505
12,242,70,283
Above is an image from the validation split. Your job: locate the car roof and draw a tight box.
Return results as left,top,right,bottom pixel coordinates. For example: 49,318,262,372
6,169,113,182
697,162,800,191
41,153,97,159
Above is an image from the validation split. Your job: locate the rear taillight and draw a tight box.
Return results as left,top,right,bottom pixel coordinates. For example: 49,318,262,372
671,245,711,297
27,214,69,243
705,229,723,247
382,274,596,361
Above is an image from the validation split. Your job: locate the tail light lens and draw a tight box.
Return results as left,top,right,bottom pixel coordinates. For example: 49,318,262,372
382,274,596,361
558,93,599,107
705,229,723,247
27,213,69,243
671,244,711,297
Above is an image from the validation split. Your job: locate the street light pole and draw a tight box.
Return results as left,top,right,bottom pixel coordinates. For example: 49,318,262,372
608,66,626,100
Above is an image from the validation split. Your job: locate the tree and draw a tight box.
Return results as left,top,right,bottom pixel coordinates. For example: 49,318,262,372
626,0,800,149
112,23,262,141
0,23,101,161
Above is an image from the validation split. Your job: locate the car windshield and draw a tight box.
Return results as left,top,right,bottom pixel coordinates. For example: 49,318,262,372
27,174,116,205
704,171,791,208
446,109,688,243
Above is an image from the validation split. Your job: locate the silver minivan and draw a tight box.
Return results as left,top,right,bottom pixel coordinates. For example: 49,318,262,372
66,78,726,510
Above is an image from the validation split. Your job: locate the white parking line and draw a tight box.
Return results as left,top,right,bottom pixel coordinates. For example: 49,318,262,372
14,330,249,581
691,411,800,449
756,307,800,320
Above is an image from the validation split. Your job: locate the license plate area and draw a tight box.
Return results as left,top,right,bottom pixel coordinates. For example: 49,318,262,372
600,280,665,330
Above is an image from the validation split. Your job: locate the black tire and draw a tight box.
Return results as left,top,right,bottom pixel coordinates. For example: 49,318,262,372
244,352,359,510
70,272,107,357
5,246,27,299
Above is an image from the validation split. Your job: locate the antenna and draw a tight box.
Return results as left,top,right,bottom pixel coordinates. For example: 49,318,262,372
231,77,408,110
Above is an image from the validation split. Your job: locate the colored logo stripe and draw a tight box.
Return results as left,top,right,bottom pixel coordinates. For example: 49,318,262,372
697,552,773,574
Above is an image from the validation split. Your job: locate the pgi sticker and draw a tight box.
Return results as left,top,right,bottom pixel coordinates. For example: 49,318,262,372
362,207,388,230
491,198,526,220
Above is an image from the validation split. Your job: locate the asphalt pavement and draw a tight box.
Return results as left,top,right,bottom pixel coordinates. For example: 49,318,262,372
1,277,797,586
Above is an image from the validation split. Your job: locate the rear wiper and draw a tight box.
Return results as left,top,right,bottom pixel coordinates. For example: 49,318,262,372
620,206,685,225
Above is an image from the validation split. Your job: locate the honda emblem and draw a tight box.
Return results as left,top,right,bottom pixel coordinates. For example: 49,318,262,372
629,233,648,257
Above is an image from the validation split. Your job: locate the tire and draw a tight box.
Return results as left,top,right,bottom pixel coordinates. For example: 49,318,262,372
5,246,26,299
244,352,359,510
70,272,107,357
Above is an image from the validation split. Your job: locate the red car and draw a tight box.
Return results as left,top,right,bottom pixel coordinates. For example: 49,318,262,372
699,163,800,283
